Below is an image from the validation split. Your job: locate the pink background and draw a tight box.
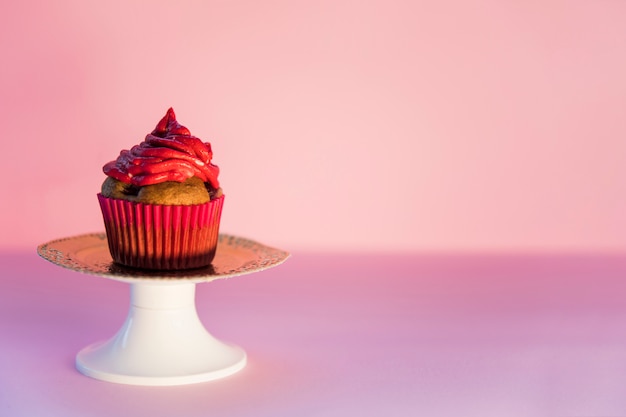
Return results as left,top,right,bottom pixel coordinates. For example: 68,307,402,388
3,2,626,416
2,0,626,252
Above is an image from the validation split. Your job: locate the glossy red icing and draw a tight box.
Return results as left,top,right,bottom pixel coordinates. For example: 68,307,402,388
103,108,219,188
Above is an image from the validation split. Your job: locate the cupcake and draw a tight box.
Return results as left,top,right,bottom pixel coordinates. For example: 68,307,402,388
98,108,224,270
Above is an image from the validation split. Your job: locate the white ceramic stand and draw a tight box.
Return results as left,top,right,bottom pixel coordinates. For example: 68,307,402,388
38,233,289,386
76,282,246,386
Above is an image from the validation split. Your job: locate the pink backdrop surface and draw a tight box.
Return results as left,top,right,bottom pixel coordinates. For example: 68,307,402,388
2,0,626,252
5,251,626,416
3,3,626,415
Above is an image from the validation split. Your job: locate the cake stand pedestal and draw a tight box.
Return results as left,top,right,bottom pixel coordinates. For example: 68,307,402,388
76,281,246,385
37,233,289,386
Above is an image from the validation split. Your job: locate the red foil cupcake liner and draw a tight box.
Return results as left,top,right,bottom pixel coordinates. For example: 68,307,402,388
97,194,224,270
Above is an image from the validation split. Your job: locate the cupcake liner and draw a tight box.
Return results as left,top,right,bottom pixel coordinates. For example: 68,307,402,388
97,194,224,270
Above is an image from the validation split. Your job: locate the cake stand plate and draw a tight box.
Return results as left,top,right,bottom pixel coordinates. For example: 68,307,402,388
37,233,289,386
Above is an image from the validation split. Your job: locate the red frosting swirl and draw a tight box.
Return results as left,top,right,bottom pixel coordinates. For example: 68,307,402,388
103,108,219,188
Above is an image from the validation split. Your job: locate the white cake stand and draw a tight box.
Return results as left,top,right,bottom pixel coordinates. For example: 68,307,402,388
37,233,289,386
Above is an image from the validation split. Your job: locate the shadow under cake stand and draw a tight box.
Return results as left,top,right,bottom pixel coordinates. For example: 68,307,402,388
37,233,289,386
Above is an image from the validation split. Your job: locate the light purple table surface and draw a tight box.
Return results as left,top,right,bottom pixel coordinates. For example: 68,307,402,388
2,248,626,416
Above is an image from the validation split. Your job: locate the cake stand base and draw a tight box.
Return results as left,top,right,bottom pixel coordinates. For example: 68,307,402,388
38,233,289,385
75,281,246,386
